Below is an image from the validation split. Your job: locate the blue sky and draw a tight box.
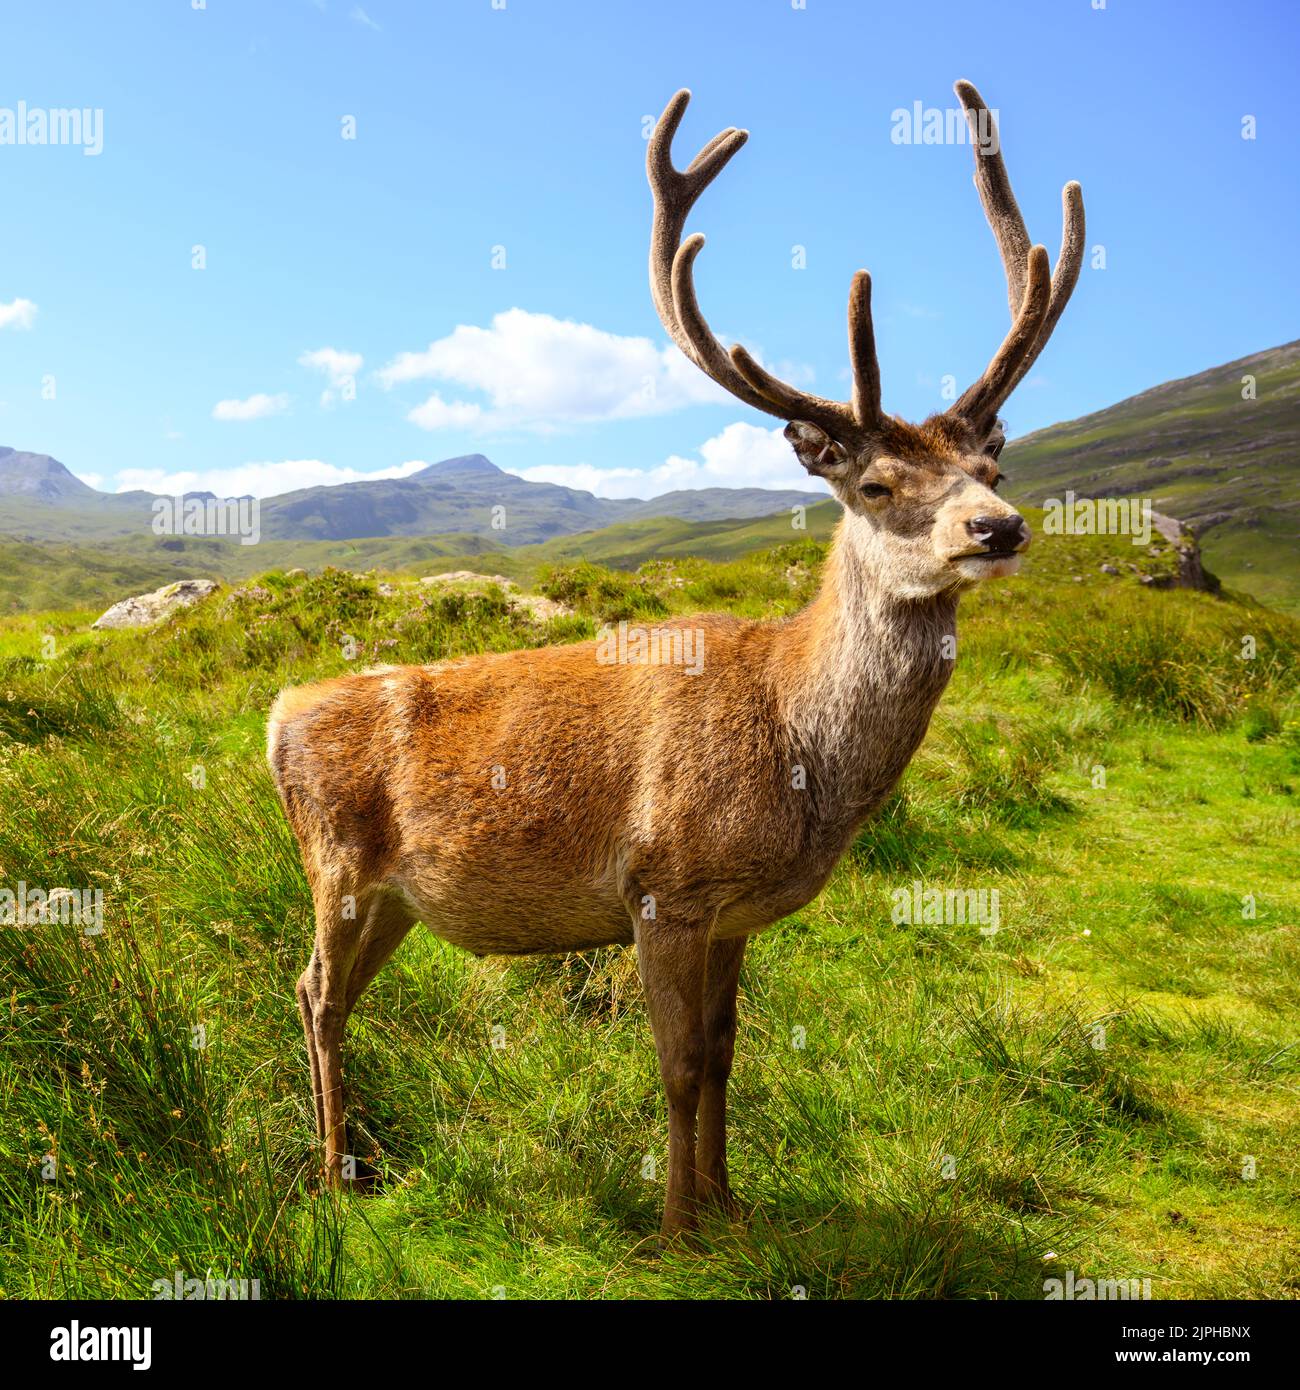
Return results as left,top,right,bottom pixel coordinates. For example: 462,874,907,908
0,0,1295,500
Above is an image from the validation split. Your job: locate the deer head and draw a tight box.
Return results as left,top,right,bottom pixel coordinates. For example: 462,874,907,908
648,83,1085,600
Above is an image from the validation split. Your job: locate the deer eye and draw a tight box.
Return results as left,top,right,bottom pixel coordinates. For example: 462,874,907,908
860,482,891,500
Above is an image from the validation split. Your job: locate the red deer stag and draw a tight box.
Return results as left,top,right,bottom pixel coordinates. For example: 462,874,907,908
268,82,1084,1238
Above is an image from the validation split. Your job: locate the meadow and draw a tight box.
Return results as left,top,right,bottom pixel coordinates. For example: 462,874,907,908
0,519,1296,1299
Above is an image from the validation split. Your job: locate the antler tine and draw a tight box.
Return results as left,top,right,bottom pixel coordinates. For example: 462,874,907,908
954,80,1031,320
951,245,1052,430
1006,179,1084,395
646,92,742,324
848,271,882,426
951,79,1086,419
646,91,773,414
727,269,883,435
647,90,869,436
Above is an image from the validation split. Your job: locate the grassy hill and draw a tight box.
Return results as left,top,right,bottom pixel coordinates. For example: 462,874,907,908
0,503,842,614
1002,340,1300,612
1,524,1296,1299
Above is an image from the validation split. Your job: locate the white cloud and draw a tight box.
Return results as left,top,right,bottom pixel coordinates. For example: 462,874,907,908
518,422,829,499
211,392,290,422
350,5,380,29
74,471,103,489
114,457,433,500
299,347,362,408
378,307,741,434
0,298,37,330
299,347,363,383
407,393,485,431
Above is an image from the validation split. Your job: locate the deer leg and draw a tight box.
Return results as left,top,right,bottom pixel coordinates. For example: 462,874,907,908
296,965,325,1142
634,915,708,1240
301,887,416,1185
344,892,417,1015
697,935,746,1215
300,881,360,1187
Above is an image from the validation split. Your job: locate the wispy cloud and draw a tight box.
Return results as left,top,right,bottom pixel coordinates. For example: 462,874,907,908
0,298,38,330
211,392,290,422
114,457,432,499
299,346,362,407
350,6,380,30
406,393,486,431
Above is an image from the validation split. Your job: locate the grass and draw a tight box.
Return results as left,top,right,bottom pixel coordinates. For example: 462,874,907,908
0,504,844,615
0,527,1296,1300
1001,338,1300,613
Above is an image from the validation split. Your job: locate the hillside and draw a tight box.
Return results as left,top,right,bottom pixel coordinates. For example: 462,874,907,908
1002,341,1300,611
0,504,843,613
0,449,825,548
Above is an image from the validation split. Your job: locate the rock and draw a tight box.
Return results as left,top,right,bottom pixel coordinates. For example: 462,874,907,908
419,570,514,589
92,579,219,630
510,594,573,623
1072,574,1084,582
1145,511,1221,594
1100,563,1119,575
377,582,398,597
286,567,307,578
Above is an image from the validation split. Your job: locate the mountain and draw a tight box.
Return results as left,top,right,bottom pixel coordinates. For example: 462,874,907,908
1001,341,1300,611
617,487,823,523
0,450,826,549
0,448,101,503
256,454,617,543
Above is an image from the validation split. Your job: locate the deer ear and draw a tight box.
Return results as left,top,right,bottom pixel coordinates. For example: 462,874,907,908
785,421,849,478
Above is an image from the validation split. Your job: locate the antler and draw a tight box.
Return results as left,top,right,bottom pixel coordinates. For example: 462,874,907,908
647,89,882,441
648,86,1082,445
949,79,1086,430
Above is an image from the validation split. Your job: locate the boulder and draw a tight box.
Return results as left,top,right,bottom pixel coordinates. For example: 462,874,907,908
418,570,514,589
92,579,219,630
1146,512,1221,594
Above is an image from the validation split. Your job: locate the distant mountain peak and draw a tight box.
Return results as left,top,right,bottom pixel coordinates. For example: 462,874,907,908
0,449,98,502
411,454,503,480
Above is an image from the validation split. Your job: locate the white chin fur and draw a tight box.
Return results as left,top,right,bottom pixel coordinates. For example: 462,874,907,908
951,553,1023,580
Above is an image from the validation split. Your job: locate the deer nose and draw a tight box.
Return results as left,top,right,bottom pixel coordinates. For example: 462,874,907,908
966,514,1028,550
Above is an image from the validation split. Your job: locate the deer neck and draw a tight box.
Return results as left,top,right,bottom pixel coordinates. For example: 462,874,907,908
772,512,957,830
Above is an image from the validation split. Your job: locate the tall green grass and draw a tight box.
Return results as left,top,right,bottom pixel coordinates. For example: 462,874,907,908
0,543,1296,1298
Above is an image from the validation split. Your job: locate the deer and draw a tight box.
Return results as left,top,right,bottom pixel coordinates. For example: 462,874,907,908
267,81,1084,1240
